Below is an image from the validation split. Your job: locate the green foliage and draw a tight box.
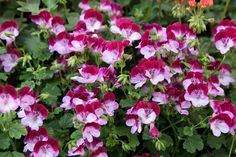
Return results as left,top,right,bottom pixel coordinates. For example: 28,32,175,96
183,134,204,153
8,123,27,139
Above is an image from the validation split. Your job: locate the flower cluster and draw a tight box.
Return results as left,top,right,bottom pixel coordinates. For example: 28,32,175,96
61,85,118,156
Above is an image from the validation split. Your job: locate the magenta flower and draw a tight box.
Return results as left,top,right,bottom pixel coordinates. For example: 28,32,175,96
80,9,103,32
149,123,160,138
125,114,142,134
71,65,99,83
30,10,52,28
33,138,59,157
51,16,65,35
0,20,19,44
91,146,108,157
102,92,119,116
68,138,85,156
0,85,19,113
207,75,224,97
83,122,101,143
78,0,90,10
184,83,209,107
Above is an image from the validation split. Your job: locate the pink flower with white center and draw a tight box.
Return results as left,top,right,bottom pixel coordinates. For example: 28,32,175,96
210,99,236,120
110,17,141,42
19,86,37,109
218,64,235,86
60,90,74,110
80,9,103,32
207,75,224,97
142,23,167,42
130,66,147,89
213,19,236,35
78,0,90,10
183,72,204,89
68,138,85,156
132,101,160,124
24,127,48,152
152,91,168,105
30,10,52,28
100,0,112,12
184,83,209,107
73,21,88,36
102,40,129,64
165,22,196,53
97,65,116,82
214,28,236,54
0,20,19,44
71,34,87,52
51,16,65,35
48,31,73,55
166,84,183,101
33,138,59,157
91,147,108,157
110,3,123,17
171,58,182,74
187,58,203,72
137,40,158,59
0,85,19,113
76,99,104,124
210,113,233,137
140,58,166,85
87,36,106,53
20,104,48,130
0,46,21,72
83,122,101,143
71,65,99,84
102,92,119,116
176,100,191,116
125,114,142,134
86,138,103,151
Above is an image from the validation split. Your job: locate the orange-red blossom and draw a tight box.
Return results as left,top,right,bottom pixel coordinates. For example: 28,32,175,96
179,0,213,8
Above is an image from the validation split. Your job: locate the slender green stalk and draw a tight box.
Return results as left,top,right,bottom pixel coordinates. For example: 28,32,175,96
228,136,235,157
222,0,231,20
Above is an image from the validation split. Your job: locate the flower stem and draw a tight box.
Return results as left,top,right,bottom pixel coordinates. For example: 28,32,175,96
222,0,231,20
228,135,235,157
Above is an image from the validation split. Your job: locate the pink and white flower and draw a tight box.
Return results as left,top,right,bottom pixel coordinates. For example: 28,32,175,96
110,17,141,42
71,65,99,83
24,127,48,152
33,138,59,157
184,83,209,107
80,9,103,32
78,0,90,10
83,122,101,143
73,21,88,36
152,91,168,105
48,31,73,55
0,85,19,113
97,65,116,82
87,36,106,53
125,114,142,134
214,28,236,54
0,20,19,44
71,34,87,52
68,138,85,156
91,147,108,157
176,100,191,115
100,0,112,12
218,64,235,86
183,72,204,89
20,104,48,130
19,86,37,109
102,40,129,64
86,138,104,151
51,16,66,35
102,92,119,116
213,19,236,35
30,10,52,28
0,46,21,72
149,123,160,138
210,113,233,137
130,66,147,89
207,75,224,97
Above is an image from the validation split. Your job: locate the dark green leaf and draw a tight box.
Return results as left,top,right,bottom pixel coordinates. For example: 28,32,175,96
0,133,10,150
8,123,27,139
119,98,135,108
183,134,204,153
59,113,73,128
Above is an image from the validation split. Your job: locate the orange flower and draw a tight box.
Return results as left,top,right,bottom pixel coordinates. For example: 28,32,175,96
179,0,185,4
200,0,214,8
188,0,196,7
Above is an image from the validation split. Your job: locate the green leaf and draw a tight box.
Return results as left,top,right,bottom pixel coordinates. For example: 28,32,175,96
155,133,173,151
0,73,7,81
183,126,193,136
17,0,40,14
41,83,61,104
0,46,6,54
0,151,24,157
70,130,82,139
66,12,80,31
0,133,10,150
119,98,135,108
116,0,131,7
207,134,226,149
183,134,204,153
8,123,27,139
59,113,73,128
42,0,58,10
24,36,52,61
